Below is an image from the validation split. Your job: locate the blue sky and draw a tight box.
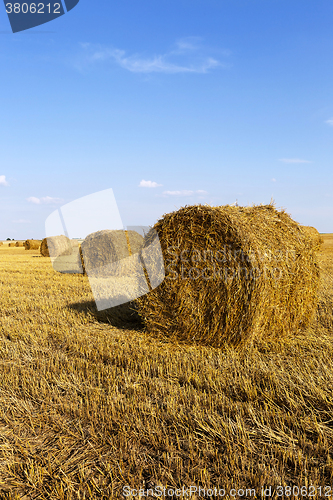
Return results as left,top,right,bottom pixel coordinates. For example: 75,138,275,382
1,0,333,239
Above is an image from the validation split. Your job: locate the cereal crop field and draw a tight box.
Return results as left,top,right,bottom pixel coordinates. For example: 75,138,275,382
0,236,333,499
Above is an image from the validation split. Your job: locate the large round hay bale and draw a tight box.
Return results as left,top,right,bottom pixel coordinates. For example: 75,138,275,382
24,240,41,250
40,235,72,257
15,241,24,247
80,229,144,277
135,203,320,348
301,226,323,249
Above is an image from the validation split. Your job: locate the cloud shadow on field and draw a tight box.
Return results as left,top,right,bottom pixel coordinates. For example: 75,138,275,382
68,299,144,330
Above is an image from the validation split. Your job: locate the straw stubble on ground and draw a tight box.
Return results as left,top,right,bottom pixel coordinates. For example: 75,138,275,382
0,239,332,498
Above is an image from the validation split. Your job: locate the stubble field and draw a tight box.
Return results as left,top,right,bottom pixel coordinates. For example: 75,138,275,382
0,236,333,499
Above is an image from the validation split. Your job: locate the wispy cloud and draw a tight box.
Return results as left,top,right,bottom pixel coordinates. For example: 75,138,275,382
0,175,9,186
77,37,227,74
278,158,311,164
139,179,162,188
163,189,208,197
271,178,276,182
27,196,63,205
325,118,333,126
12,219,31,224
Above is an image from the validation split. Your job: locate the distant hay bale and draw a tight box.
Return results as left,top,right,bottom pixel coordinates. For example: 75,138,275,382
80,229,144,277
8,243,15,247
15,241,24,247
301,226,323,248
135,203,320,348
80,229,146,310
40,235,72,258
0,242,3,246
24,240,41,250
40,236,84,274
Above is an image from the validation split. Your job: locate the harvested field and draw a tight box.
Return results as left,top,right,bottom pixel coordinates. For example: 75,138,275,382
137,203,320,348
0,233,332,498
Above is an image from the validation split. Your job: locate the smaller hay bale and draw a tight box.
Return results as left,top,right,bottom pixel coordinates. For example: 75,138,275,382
41,235,84,274
8,243,15,247
40,235,72,258
15,241,24,247
301,226,323,249
80,229,144,277
0,242,3,246
24,240,41,250
80,229,147,310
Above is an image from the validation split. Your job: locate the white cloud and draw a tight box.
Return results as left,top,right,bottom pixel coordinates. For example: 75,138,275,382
163,189,208,197
12,219,31,224
278,158,311,164
78,37,226,74
0,175,9,186
325,118,333,126
271,178,276,182
139,180,162,188
27,196,63,205
27,197,41,204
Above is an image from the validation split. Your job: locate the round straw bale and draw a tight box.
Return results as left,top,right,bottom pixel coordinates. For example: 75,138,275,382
40,235,72,257
24,240,41,250
80,229,144,277
0,242,3,246
136,203,320,348
15,241,24,247
8,243,15,247
301,226,323,249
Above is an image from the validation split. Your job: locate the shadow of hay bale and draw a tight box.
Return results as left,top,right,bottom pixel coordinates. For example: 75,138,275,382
68,300,144,330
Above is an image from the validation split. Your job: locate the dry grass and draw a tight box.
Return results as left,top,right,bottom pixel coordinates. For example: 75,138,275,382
0,238,332,499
